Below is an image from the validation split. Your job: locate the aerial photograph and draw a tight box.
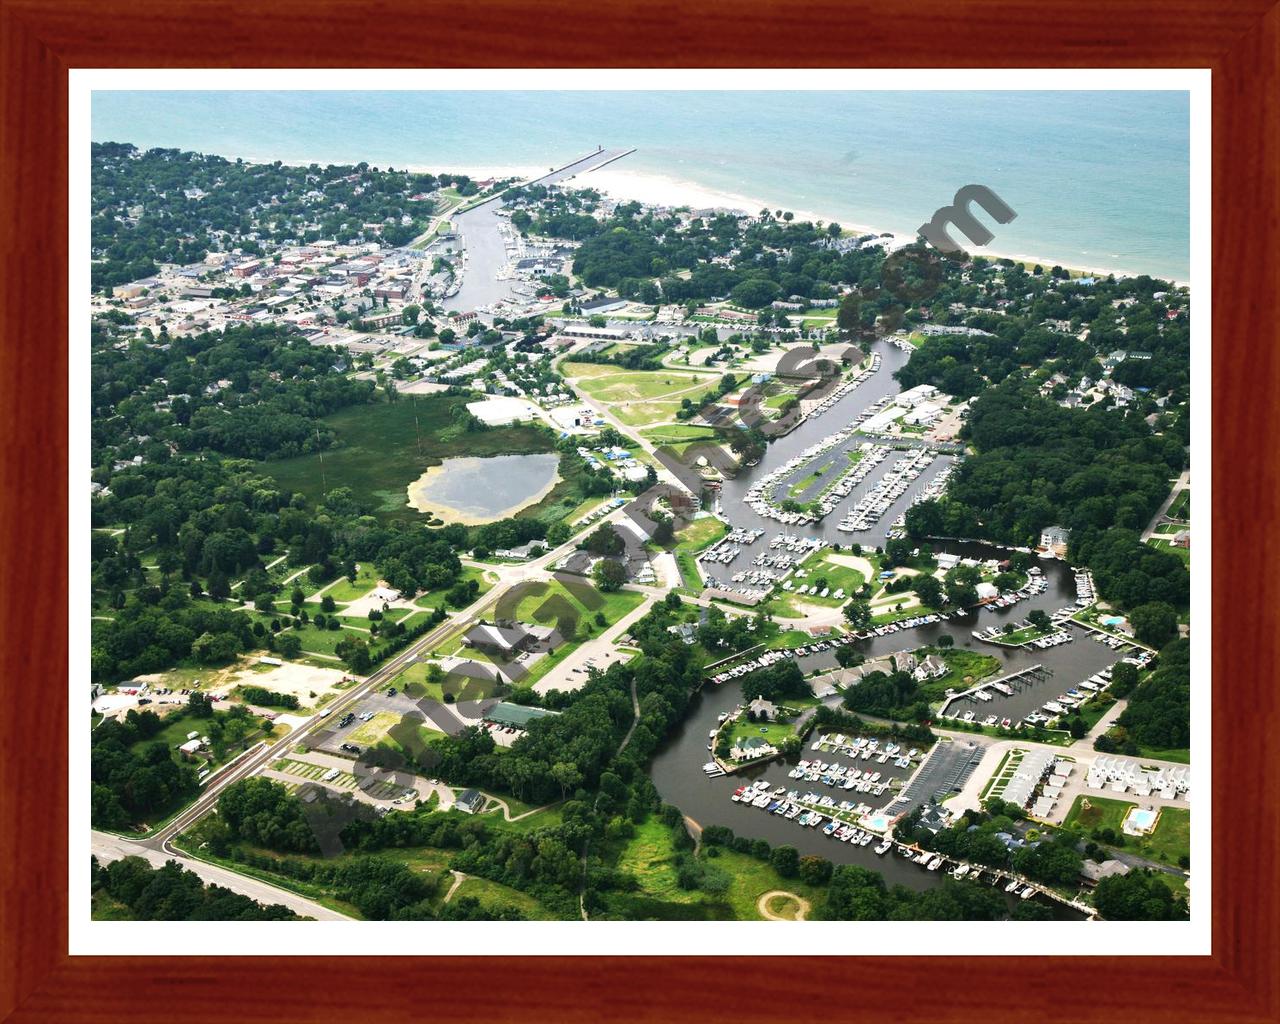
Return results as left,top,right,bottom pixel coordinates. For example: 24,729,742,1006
87,88,1193,926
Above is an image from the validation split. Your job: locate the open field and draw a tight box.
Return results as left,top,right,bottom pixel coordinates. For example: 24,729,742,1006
449,877,560,920
563,363,721,429
257,396,561,524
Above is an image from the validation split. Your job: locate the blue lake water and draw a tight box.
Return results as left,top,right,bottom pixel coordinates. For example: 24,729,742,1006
92,89,1191,281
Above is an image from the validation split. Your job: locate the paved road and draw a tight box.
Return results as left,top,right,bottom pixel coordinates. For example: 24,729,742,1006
92,830,352,921
1140,469,1191,541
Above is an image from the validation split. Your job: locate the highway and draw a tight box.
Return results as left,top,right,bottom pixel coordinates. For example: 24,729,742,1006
91,830,352,921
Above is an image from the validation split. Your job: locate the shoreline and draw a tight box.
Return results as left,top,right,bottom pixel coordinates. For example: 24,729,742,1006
131,142,1187,286
568,166,1187,287
405,458,562,526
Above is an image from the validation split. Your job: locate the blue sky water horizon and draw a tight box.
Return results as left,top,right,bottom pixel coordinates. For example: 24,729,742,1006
91,89,1191,281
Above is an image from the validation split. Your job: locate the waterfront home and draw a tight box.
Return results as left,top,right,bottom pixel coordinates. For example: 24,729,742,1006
913,654,948,682
1039,524,1071,555
748,697,779,721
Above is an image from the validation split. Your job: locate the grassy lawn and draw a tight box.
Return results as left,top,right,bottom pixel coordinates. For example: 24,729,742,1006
389,659,506,703
564,363,721,429
1063,795,1190,868
1136,745,1191,765
257,395,560,524
324,562,380,603
788,468,827,498
1148,537,1191,564
921,648,1002,703
449,876,560,920
670,516,729,594
412,564,496,610
995,622,1057,646
704,847,823,921
721,715,798,753
640,424,720,448
1167,488,1190,521
613,816,824,919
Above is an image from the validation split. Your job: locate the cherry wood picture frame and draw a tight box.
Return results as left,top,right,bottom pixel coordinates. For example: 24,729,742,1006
2,1,1276,1020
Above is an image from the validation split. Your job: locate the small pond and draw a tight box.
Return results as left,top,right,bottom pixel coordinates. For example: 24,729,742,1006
406,452,561,524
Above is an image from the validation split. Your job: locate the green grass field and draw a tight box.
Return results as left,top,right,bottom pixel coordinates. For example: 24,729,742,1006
1063,795,1190,868
257,395,561,523
564,363,722,428
449,876,560,920
722,715,798,754
323,562,380,603
616,818,705,905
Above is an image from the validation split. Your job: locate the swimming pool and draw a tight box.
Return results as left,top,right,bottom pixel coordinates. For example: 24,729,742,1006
1124,807,1159,834
1102,615,1126,627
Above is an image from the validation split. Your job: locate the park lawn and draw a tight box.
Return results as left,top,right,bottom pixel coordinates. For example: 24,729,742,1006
257,395,559,524
795,553,867,598
275,621,369,658
564,364,722,429
449,876,561,920
324,563,381,603
486,803,566,834
788,468,827,497
670,515,728,593
1167,489,1190,521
